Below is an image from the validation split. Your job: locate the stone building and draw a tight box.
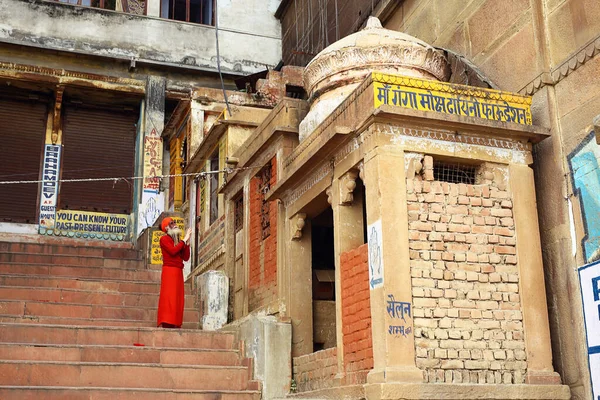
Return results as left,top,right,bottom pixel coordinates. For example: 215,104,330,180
0,0,282,244
0,0,599,399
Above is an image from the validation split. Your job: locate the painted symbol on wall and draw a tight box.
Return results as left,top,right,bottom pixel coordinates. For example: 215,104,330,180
368,219,384,289
568,131,600,262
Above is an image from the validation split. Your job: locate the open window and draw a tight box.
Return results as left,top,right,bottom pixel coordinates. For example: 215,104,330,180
160,0,214,25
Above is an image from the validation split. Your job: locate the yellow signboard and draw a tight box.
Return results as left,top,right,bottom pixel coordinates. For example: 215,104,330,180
372,73,532,125
54,210,129,241
150,217,185,265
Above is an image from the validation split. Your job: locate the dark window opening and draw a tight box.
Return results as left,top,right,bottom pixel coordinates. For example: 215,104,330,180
161,0,214,25
355,177,367,245
209,149,219,225
311,207,336,352
433,162,477,185
285,85,307,100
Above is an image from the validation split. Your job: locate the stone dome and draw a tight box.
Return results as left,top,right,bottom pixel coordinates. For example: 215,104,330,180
299,17,450,140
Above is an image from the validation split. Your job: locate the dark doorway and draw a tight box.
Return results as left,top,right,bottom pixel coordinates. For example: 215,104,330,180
311,207,336,352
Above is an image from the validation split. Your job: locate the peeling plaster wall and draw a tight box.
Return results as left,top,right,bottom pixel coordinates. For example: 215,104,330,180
0,0,282,75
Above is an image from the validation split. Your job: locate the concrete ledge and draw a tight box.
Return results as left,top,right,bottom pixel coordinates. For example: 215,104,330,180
364,383,571,400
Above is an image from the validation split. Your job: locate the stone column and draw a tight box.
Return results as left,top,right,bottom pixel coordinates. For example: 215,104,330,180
331,170,365,380
137,76,166,236
288,214,313,357
363,147,422,386
509,164,561,384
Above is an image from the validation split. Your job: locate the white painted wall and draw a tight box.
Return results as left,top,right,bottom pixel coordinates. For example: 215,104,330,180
0,0,282,75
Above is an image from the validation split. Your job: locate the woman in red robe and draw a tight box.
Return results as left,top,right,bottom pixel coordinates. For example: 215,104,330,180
157,217,191,328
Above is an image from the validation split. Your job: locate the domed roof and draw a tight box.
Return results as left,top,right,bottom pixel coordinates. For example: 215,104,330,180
304,17,450,101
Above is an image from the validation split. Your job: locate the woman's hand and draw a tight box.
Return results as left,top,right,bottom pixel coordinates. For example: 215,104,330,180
183,228,192,244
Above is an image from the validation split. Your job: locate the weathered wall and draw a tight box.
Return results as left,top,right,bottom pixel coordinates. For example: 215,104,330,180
407,172,526,384
248,157,278,312
340,243,373,385
383,1,600,398
0,0,281,75
292,347,338,393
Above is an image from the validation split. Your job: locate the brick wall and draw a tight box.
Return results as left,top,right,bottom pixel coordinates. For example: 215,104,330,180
293,347,338,393
248,157,278,312
340,243,373,384
407,177,527,384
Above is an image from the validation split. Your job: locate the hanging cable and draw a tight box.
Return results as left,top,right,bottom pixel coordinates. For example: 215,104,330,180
0,165,261,186
214,0,232,117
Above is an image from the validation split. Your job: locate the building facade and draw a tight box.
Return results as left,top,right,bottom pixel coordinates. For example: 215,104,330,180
1,0,599,399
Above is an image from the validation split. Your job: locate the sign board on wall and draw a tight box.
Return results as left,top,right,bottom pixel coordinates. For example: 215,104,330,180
38,144,62,230
53,210,130,241
367,219,384,290
150,217,185,265
578,260,600,400
372,73,533,125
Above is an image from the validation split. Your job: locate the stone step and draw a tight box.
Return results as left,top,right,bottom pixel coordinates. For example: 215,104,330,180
0,274,192,295
0,316,199,329
0,323,234,349
0,360,252,391
0,252,144,269
0,300,200,322
0,386,261,400
0,342,241,365
0,263,161,282
0,241,142,260
0,286,195,308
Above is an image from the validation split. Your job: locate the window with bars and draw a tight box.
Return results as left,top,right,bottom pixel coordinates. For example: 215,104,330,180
258,164,272,240
234,196,243,233
433,162,477,184
160,0,215,25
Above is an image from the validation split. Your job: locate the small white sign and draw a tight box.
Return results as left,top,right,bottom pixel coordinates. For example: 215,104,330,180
578,260,600,400
38,144,61,229
368,219,384,290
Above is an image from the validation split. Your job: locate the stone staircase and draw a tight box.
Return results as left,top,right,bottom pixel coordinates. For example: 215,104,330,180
0,239,260,399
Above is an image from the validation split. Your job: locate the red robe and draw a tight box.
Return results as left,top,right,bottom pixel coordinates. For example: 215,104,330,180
157,235,190,328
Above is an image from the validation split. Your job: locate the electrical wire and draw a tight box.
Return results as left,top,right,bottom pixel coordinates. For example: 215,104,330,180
214,0,232,117
0,165,260,186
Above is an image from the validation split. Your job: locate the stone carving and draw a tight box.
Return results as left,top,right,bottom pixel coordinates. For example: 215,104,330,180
304,17,450,98
339,170,359,205
290,213,307,241
326,187,333,205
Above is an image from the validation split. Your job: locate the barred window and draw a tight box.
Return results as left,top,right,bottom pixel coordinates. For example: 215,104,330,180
234,196,243,233
259,163,272,240
433,162,477,184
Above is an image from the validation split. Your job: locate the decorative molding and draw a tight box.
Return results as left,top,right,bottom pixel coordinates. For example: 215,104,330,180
379,125,528,152
0,61,144,87
339,170,359,205
290,213,307,241
521,34,600,96
304,45,450,97
284,162,333,206
326,187,333,205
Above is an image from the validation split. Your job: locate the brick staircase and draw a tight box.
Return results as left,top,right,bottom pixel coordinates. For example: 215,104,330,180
0,239,260,399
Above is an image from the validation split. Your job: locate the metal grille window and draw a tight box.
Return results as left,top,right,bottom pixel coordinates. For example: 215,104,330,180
259,164,272,240
234,196,243,233
433,162,477,185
